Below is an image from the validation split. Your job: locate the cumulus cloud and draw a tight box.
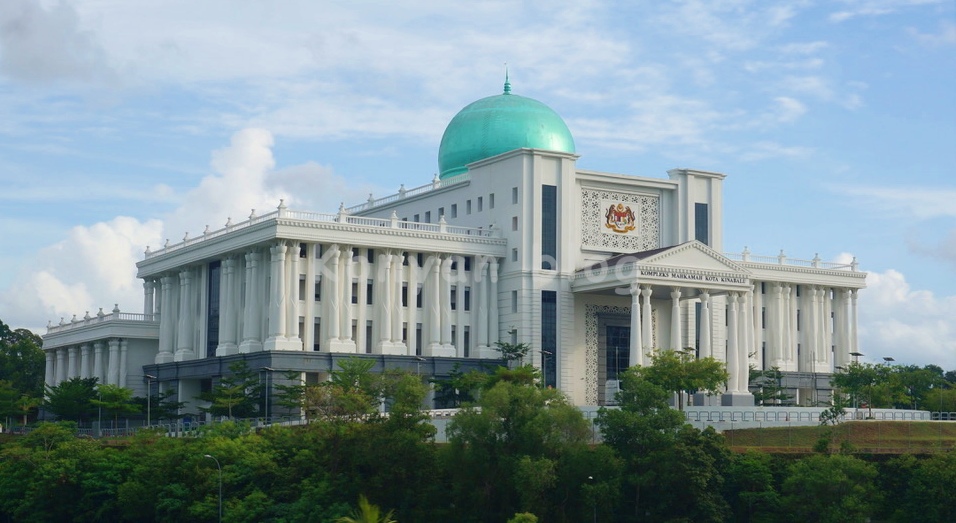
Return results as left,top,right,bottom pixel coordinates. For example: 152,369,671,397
162,128,387,242
0,0,114,83
858,268,956,370
0,216,163,328
0,128,388,330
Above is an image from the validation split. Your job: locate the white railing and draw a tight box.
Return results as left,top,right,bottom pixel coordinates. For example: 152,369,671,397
144,198,499,259
345,173,471,213
47,309,158,334
724,248,859,272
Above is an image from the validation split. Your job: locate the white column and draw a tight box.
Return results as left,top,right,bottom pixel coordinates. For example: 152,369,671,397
698,292,712,359
833,289,848,368
327,246,356,353
156,275,175,364
265,244,288,349
670,288,682,350
287,242,301,347
67,346,78,379
107,338,120,386
407,255,419,355
239,251,263,352
452,257,468,358
726,293,740,393
378,253,393,350
327,246,341,341
143,280,155,316
93,341,105,384
440,256,454,351
744,285,756,369
55,348,67,384
812,286,824,370
820,288,832,367
342,246,354,342
425,254,444,355
736,296,750,394
392,253,405,350
79,344,91,379
175,269,195,360
45,351,55,388
217,258,238,356
475,258,489,352
789,284,799,371
302,244,315,352
119,339,128,388
628,283,643,367
488,258,500,346
641,286,653,352
849,289,860,358
769,283,784,368
752,283,764,369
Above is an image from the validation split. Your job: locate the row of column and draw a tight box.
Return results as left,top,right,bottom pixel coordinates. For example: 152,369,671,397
625,281,860,395
44,339,128,388
760,283,859,371
148,241,503,362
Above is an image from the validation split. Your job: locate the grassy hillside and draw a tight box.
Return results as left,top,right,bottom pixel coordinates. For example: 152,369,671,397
723,421,956,454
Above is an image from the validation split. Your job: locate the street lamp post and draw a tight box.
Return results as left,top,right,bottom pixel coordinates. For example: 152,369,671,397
144,374,157,427
587,475,596,523
414,356,425,377
204,454,222,523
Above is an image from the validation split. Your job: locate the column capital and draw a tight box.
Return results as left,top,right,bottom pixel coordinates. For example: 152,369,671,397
670,287,681,300
641,285,653,298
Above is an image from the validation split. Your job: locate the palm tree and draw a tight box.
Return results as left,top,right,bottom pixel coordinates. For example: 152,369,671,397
336,495,397,523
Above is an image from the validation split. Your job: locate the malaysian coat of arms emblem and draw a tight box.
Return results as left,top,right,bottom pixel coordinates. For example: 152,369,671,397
604,203,637,233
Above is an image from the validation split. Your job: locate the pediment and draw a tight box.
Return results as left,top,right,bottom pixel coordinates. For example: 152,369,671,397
637,241,747,274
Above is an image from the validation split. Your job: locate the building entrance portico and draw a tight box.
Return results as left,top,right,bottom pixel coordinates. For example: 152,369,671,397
573,241,756,406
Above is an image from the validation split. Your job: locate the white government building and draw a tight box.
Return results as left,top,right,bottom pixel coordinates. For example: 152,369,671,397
42,78,866,412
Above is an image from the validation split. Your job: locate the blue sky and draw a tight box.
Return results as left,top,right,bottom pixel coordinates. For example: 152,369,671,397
0,0,953,369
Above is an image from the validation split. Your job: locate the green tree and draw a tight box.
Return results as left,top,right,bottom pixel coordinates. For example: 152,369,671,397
0,379,18,425
780,454,880,523
198,360,262,418
725,450,781,522
892,451,956,523
271,370,307,416
44,376,98,423
891,365,944,409
597,365,729,521
336,494,397,523
494,339,531,367
832,362,896,417
92,384,140,429
446,370,591,522
750,366,792,406
637,349,728,410
925,386,956,413
15,393,42,425
134,388,186,422
304,358,380,423
0,320,45,398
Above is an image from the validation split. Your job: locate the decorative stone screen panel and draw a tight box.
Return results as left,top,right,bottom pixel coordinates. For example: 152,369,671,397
581,189,660,253
584,304,657,405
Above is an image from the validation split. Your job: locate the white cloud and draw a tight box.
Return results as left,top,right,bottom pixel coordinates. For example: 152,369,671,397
834,185,956,220
907,21,956,46
0,216,163,329
0,127,389,330
859,268,956,370
0,0,114,83
773,96,807,123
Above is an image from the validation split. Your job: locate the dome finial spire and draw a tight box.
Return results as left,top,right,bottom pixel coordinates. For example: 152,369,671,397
503,62,511,95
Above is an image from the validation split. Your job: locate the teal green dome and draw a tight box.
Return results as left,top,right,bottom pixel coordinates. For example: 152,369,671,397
438,80,575,179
